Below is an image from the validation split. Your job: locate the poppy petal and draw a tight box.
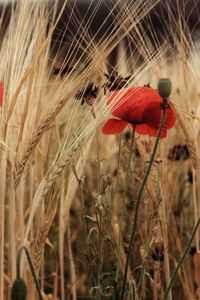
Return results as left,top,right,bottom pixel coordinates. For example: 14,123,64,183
107,87,162,124
147,126,167,138
142,102,161,127
136,124,167,139
165,103,176,129
135,124,149,135
105,86,176,138
102,118,128,135
142,101,176,130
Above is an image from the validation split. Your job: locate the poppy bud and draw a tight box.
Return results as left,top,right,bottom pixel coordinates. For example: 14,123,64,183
11,278,27,300
157,78,172,99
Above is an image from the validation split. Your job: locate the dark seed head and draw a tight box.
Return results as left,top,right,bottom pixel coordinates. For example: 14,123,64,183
11,278,27,300
168,144,190,161
123,243,128,254
190,245,197,256
75,83,98,106
135,148,140,157
124,131,131,142
112,168,118,177
144,83,151,88
152,252,164,262
150,241,164,262
103,72,130,94
187,170,193,184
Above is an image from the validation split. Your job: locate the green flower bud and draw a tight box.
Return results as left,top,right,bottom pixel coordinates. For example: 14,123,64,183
157,78,172,99
11,278,27,300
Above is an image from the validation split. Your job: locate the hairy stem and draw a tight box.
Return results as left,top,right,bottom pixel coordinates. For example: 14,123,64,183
120,102,168,300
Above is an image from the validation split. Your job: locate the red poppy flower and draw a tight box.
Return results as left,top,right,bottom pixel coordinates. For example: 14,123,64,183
102,87,176,138
0,83,3,106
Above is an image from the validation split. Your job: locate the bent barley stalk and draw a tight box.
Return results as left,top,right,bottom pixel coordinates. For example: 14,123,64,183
23,124,98,243
14,91,78,187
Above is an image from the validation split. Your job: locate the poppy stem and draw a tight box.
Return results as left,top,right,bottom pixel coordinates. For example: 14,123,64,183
120,100,168,300
17,246,43,300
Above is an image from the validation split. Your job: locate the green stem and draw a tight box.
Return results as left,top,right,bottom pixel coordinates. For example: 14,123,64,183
120,102,168,300
17,246,43,300
95,130,105,296
163,218,200,300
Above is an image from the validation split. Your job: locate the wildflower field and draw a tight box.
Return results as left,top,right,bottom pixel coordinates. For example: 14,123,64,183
1,0,200,299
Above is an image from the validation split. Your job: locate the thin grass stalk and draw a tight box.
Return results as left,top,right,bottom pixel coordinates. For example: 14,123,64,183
120,99,168,300
96,130,101,195
58,137,94,298
137,209,157,297
40,245,44,294
8,167,17,282
116,127,135,282
62,136,94,230
95,130,105,295
113,223,134,294
0,151,7,300
68,224,77,300
111,134,122,204
59,181,65,300
16,180,25,241
153,267,159,300
53,262,59,300
192,167,199,251
159,184,172,300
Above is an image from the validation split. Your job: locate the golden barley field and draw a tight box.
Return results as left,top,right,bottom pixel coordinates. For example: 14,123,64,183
1,1,200,299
